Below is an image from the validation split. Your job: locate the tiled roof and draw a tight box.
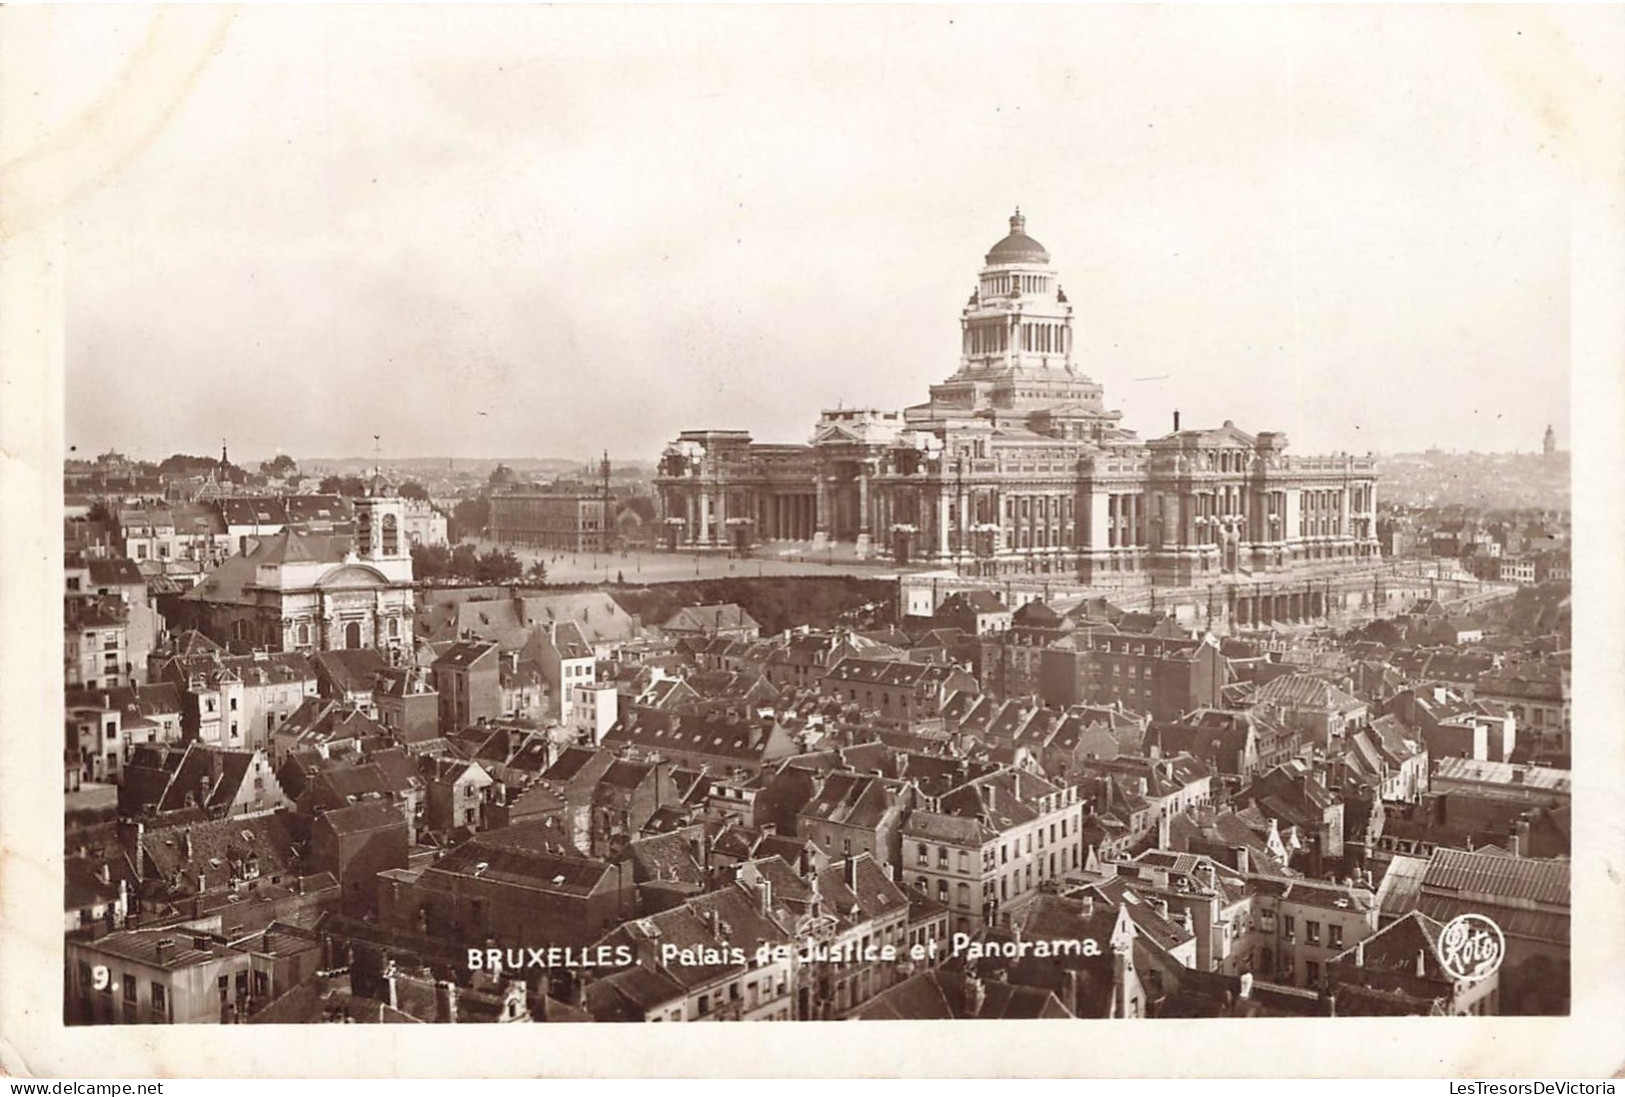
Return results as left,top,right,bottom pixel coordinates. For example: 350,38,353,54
661,603,759,634
1432,758,1570,794
313,648,390,694
548,620,594,660
86,558,146,586
1422,847,1569,908
141,811,303,895
432,640,499,670
851,969,1070,1020
80,928,241,971
429,842,609,896
1255,673,1366,712
319,800,406,836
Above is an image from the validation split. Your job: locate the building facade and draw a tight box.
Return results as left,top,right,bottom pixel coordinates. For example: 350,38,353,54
490,492,611,552
174,490,414,658
656,211,1380,593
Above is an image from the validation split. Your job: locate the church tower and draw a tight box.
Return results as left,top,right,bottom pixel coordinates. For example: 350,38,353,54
352,482,413,584
1543,423,1556,458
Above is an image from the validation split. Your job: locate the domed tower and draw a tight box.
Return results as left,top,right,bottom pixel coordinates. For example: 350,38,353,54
910,209,1124,440
961,208,1073,374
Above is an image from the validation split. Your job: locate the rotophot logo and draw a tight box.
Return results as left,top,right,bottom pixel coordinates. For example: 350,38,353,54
1436,913,1506,981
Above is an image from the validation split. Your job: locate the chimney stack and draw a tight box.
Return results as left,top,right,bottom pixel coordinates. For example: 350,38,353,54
845,856,859,894
1173,410,1181,432
964,975,986,1019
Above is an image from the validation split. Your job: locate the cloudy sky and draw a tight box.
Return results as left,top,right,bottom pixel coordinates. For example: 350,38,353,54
54,5,1593,464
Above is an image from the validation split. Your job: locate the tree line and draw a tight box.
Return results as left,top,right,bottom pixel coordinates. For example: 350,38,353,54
410,543,546,585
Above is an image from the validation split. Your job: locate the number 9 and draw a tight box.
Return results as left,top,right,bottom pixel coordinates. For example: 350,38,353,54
91,964,109,990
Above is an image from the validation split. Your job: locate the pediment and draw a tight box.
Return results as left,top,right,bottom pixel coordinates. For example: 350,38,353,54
316,564,390,589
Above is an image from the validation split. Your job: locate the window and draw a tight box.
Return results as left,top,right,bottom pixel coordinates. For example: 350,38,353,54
229,697,238,711
915,843,929,866
937,845,949,868
1306,920,1321,946
1283,914,1295,942
1305,960,1321,987
937,880,948,902
1329,924,1343,949
151,983,166,1015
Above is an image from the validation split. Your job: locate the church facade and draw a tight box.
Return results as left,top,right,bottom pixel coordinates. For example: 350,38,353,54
655,211,1379,593
172,489,415,657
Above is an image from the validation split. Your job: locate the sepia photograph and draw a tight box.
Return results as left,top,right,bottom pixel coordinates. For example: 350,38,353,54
4,1,1624,1080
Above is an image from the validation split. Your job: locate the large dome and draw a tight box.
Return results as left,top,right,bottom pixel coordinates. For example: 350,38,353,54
984,208,1050,265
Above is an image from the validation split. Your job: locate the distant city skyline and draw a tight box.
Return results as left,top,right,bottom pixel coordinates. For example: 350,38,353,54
62,7,1576,461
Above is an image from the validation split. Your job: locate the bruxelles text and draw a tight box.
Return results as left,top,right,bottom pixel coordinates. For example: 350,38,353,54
467,935,1099,974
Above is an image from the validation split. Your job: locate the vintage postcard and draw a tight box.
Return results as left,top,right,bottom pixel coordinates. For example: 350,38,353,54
2,3,1622,1079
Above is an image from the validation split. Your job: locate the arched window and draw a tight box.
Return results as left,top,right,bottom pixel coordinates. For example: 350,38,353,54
296,623,311,647
387,617,399,638
344,621,362,649
382,513,399,556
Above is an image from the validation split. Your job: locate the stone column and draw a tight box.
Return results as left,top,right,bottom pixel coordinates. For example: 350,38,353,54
949,487,962,559
937,491,951,558
856,465,872,558
813,477,831,549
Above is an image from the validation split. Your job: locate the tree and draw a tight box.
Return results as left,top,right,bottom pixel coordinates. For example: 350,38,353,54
476,547,522,584
259,454,298,477
527,559,549,585
399,480,430,501
448,543,481,579
411,543,451,581
158,454,219,476
450,496,490,541
619,496,658,524
318,474,367,497
86,500,115,524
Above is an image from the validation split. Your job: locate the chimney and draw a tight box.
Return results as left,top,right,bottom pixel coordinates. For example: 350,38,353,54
964,975,986,1019
437,980,459,1024
155,937,173,963
1173,410,1181,432
384,961,399,1011
97,862,111,885
845,856,859,893
1415,949,1427,978
1238,972,1253,1000
759,876,774,916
